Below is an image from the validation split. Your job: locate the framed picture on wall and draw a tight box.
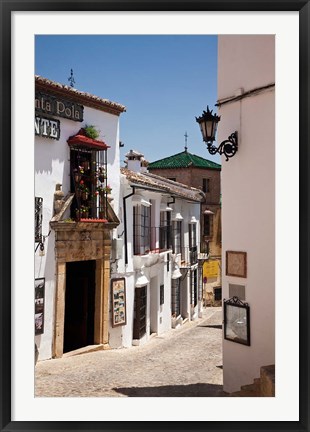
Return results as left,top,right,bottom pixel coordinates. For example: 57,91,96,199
111,278,127,327
35,278,45,335
224,296,250,346
226,251,247,278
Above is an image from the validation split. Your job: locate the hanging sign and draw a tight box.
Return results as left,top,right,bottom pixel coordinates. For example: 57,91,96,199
35,91,84,122
203,260,219,279
35,116,60,140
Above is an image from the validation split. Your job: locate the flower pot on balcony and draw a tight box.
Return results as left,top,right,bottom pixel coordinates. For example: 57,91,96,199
74,173,82,183
81,161,90,171
82,191,89,201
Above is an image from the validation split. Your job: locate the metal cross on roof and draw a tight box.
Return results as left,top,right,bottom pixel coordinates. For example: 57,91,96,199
184,131,188,152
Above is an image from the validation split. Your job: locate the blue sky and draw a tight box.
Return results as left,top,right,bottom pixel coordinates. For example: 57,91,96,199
35,35,220,165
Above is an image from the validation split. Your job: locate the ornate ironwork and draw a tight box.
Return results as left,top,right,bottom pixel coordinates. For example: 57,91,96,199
223,295,249,307
35,197,43,242
68,68,76,88
207,131,238,161
224,296,250,346
70,146,109,221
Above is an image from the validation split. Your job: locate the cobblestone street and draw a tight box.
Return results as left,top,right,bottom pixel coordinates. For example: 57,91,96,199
35,307,224,397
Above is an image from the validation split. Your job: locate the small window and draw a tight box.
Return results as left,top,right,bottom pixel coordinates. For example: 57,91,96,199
203,214,212,236
160,284,164,305
202,178,210,193
214,287,222,301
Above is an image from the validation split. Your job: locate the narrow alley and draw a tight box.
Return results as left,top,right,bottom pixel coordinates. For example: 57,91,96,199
35,307,224,397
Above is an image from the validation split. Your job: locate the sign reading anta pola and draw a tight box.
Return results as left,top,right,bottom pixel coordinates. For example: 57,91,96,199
35,91,84,122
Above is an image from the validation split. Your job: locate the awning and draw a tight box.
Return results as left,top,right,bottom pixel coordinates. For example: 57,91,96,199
67,128,110,150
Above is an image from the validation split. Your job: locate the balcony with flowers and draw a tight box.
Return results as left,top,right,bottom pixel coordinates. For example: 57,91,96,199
67,126,113,223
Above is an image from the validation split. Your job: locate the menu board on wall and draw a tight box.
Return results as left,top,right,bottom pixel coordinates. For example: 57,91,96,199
111,278,127,327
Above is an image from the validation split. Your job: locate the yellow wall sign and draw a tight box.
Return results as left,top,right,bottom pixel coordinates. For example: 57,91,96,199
203,260,219,280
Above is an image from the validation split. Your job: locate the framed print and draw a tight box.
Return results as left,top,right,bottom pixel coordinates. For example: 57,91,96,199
226,251,247,278
4,1,309,431
35,278,45,335
111,278,126,327
224,296,250,346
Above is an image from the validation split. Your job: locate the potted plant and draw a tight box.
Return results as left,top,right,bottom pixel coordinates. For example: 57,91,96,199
104,184,112,194
78,181,89,200
84,124,100,140
81,205,89,219
96,185,105,198
73,165,84,182
75,208,81,221
97,166,106,182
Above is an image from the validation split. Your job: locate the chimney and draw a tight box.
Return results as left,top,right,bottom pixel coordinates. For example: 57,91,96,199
125,149,148,173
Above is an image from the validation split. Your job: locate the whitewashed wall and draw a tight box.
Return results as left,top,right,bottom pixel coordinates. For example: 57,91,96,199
218,35,275,392
35,105,121,360
110,177,202,348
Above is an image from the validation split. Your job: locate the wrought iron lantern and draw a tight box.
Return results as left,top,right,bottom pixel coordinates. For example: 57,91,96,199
196,106,238,161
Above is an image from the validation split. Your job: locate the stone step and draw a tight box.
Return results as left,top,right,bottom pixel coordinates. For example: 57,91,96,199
241,377,261,392
229,389,260,397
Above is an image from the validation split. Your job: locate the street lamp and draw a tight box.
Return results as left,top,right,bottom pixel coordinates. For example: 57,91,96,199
196,106,238,161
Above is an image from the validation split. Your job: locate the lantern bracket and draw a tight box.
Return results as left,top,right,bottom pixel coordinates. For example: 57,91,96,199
207,131,238,161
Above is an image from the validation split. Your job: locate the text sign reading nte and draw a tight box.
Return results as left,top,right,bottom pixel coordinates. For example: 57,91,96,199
35,116,60,140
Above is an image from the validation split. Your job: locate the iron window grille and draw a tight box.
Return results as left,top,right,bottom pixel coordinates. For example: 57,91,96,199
133,205,151,254
159,211,172,250
172,220,183,256
70,147,108,221
35,197,43,243
190,269,198,307
160,284,164,305
189,222,198,265
171,278,181,317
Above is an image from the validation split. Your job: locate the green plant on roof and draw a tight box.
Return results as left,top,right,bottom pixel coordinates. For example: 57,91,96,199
84,124,100,140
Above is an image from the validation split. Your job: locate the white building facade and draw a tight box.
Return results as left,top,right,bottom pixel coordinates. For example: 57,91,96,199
217,36,275,392
35,76,125,361
108,151,204,348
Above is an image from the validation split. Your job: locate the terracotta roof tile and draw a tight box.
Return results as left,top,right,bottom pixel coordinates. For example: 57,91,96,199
121,168,205,202
35,75,126,115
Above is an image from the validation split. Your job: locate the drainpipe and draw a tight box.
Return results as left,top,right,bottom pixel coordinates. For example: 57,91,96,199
123,186,136,265
167,196,175,207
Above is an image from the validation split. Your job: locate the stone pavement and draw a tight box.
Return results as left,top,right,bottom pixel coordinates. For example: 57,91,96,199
35,307,225,397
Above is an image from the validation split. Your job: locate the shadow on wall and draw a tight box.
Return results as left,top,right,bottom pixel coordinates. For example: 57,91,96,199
113,382,226,397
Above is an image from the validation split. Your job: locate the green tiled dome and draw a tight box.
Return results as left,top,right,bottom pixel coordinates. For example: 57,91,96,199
148,151,221,170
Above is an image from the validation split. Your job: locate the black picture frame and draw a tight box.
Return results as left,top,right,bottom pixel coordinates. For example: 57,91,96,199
223,296,250,346
35,278,45,335
2,1,309,431
111,278,127,327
